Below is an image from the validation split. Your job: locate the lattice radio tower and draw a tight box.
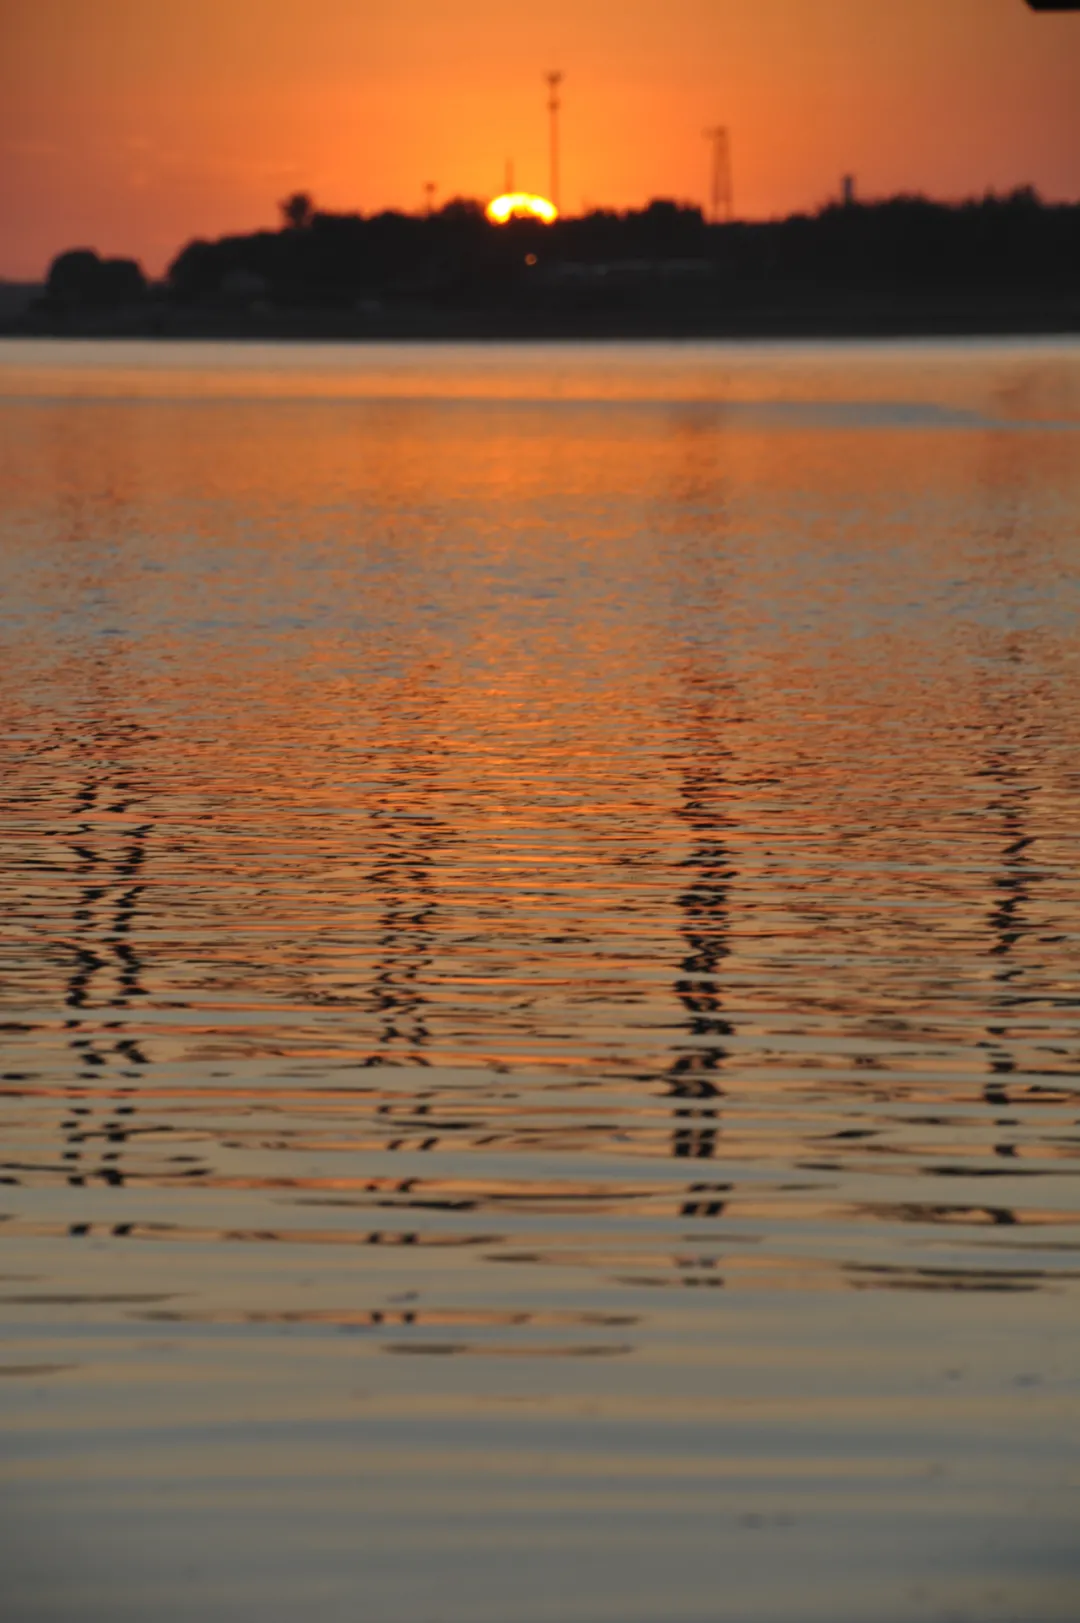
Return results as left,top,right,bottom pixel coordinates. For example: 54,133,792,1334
546,71,564,213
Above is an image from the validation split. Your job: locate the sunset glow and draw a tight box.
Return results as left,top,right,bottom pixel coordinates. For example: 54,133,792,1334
486,193,559,225
2,0,1079,280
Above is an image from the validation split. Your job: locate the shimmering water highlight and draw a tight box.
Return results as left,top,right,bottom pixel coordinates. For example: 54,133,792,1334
1,338,1079,1623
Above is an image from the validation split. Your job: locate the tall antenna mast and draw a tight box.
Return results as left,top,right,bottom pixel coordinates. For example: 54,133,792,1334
546,70,563,212
703,126,733,223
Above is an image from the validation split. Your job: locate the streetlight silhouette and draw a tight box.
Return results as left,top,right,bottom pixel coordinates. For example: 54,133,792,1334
703,127,733,223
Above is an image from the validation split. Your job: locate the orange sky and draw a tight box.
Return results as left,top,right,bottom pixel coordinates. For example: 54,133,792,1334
2,0,1078,280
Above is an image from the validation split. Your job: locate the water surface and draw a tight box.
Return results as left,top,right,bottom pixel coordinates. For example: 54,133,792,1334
2,338,1079,1622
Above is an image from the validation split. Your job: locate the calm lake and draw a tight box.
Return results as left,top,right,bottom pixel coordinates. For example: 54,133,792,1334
2,337,1079,1622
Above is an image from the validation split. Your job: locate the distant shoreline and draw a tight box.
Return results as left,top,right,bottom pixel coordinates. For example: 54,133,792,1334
18,192,1079,346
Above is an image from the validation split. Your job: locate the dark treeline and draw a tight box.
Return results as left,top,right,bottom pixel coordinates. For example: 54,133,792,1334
22,187,1080,338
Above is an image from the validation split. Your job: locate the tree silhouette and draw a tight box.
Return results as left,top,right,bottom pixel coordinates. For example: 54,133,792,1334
47,249,146,305
279,192,315,232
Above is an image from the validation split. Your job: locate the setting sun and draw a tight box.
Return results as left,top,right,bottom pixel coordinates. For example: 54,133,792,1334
486,193,559,225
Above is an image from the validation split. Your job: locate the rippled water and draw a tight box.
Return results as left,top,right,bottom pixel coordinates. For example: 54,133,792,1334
2,338,1079,1622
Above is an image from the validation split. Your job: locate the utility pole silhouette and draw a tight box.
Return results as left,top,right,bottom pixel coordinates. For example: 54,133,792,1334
423,181,437,217
704,126,733,223
546,71,563,212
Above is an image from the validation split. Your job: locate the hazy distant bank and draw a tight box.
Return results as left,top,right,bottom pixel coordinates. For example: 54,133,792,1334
7,294,1079,342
